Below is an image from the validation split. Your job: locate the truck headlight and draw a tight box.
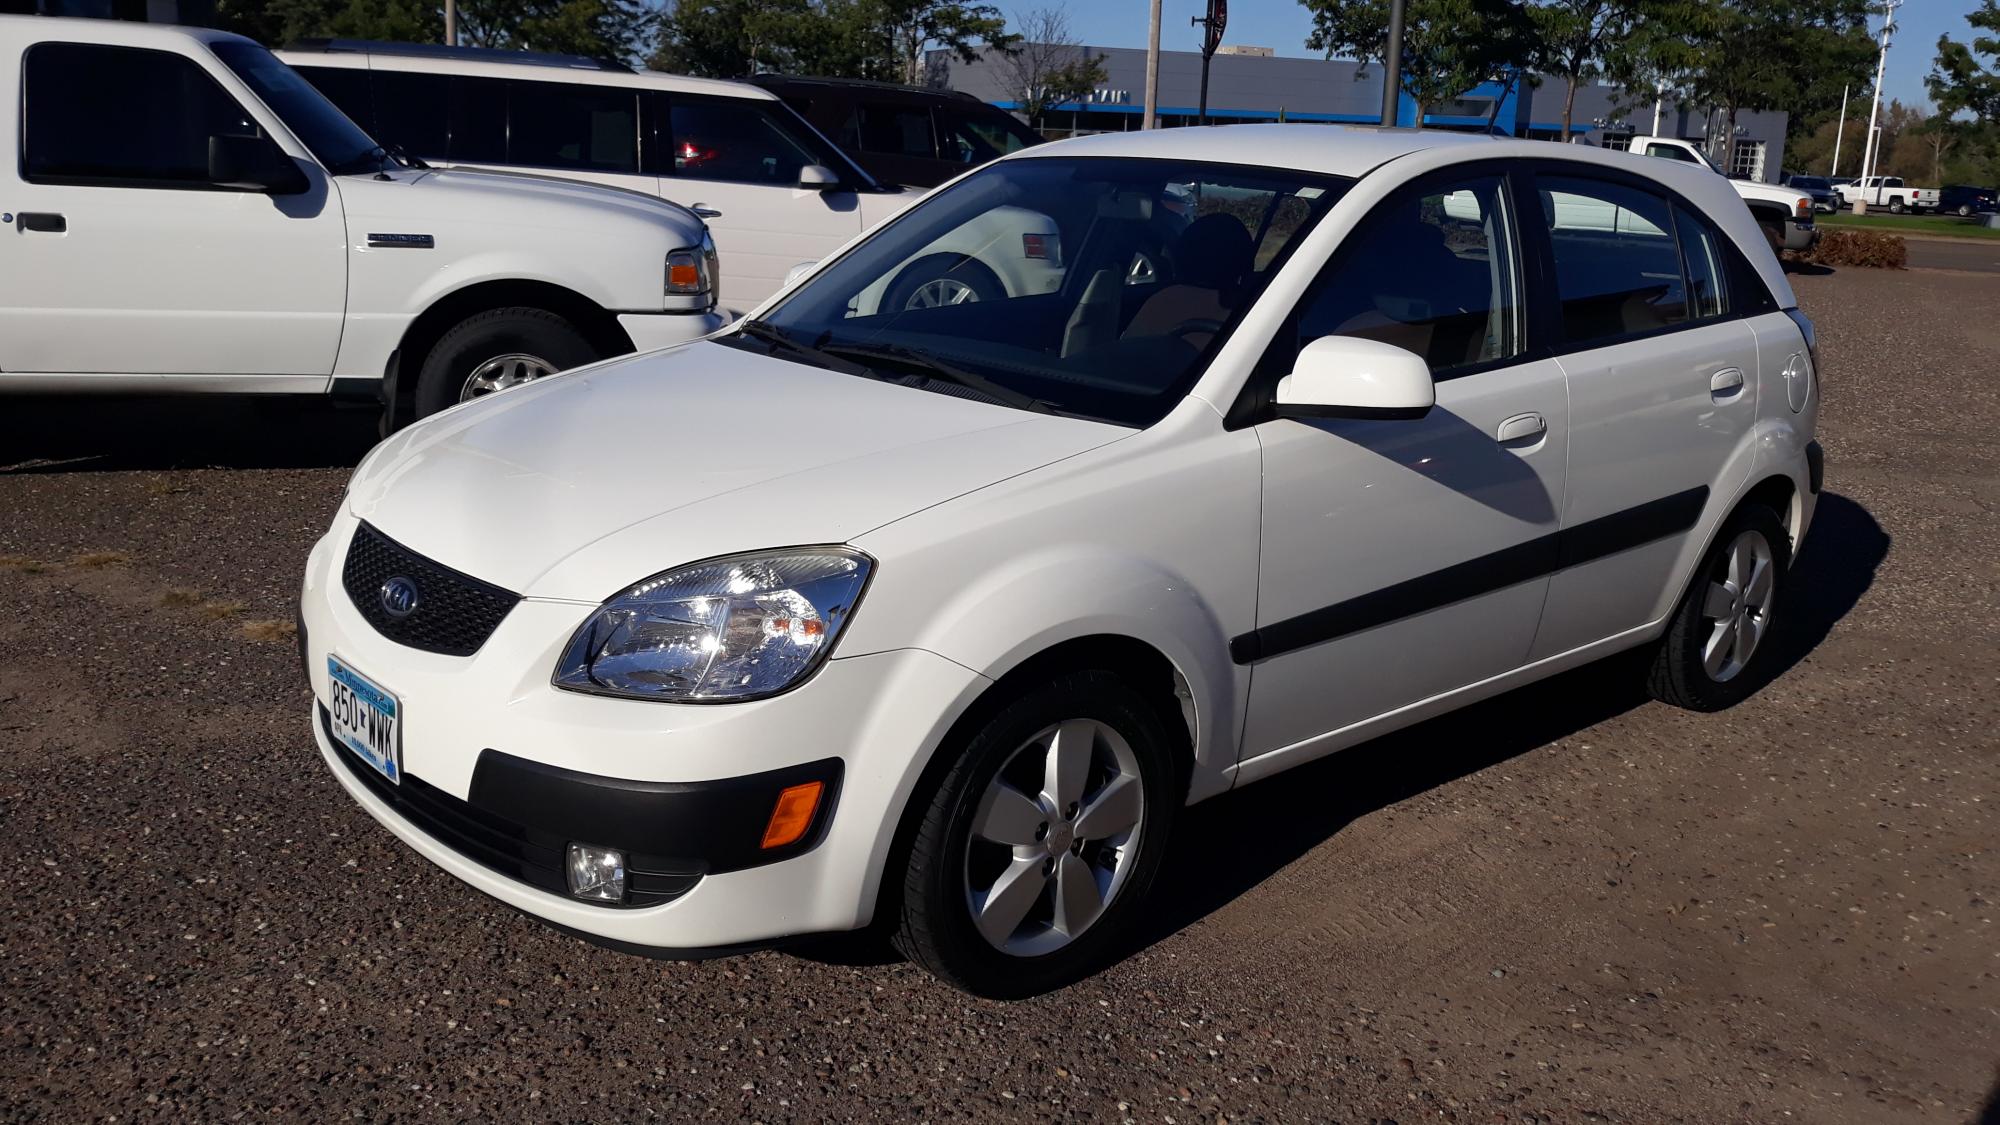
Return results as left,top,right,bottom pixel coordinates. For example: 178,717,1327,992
553,548,871,702
666,231,719,302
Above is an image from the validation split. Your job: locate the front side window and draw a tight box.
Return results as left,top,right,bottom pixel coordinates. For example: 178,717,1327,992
1539,175,1691,343
1290,174,1523,374
507,80,638,173
938,109,1037,165
1674,205,1730,321
212,41,379,174
669,97,843,184
736,157,1347,427
24,42,262,184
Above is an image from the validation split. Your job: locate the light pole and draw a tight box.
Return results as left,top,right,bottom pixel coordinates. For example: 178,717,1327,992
1380,0,1405,126
1143,0,1162,130
1853,0,1899,214
445,0,457,46
1830,84,1849,176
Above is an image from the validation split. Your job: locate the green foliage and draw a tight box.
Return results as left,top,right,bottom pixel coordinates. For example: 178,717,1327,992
1303,0,1539,116
1528,0,1639,135
1930,0,2000,123
214,0,653,60
652,0,1016,81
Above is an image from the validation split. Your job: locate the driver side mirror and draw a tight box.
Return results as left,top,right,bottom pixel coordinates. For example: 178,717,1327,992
797,163,841,191
208,134,308,195
1273,335,1434,421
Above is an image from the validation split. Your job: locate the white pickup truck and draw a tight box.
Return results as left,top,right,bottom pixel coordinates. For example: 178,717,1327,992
0,17,730,427
1626,136,1819,253
1836,176,1939,214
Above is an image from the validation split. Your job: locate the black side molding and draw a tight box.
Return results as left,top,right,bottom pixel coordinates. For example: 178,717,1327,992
1232,486,1709,665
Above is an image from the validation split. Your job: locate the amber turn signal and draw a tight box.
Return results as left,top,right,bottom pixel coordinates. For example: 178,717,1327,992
761,781,824,849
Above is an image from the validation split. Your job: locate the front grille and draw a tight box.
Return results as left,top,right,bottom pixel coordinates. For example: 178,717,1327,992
321,706,702,908
341,522,520,657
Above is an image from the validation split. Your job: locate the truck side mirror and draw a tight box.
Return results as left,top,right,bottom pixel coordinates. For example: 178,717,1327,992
208,134,308,195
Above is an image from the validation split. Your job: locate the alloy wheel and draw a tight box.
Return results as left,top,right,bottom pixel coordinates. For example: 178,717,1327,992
906,278,980,308
1700,529,1777,683
460,352,557,401
962,718,1146,957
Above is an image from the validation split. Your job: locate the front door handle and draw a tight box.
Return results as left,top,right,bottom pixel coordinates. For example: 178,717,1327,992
17,212,65,233
1710,367,1746,399
688,203,721,219
1495,412,1547,444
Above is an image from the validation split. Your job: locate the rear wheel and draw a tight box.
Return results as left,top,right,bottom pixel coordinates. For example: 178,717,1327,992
1646,503,1791,712
1959,204,1974,217
893,671,1181,998
413,307,599,420
1888,198,1906,214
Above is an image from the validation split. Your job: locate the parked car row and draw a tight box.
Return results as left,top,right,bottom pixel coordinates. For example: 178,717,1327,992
1625,136,1818,252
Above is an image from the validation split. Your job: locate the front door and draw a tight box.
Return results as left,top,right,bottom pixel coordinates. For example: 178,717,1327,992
1239,170,1569,762
0,41,346,378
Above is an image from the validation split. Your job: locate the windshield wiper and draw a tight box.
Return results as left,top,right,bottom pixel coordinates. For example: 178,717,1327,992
736,319,879,381
817,340,1056,415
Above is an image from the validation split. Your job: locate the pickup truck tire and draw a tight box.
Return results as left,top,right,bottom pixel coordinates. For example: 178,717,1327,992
414,307,599,419
1888,198,1905,214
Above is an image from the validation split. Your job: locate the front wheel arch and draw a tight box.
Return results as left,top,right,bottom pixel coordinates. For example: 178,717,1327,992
387,280,631,430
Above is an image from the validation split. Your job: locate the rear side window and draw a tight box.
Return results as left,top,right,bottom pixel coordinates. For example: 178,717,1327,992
853,102,936,159
1643,142,1699,163
448,75,509,164
1291,174,1524,374
371,71,451,161
668,97,823,184
1538,176,1690,343
22,42,259,185
507,80,638,173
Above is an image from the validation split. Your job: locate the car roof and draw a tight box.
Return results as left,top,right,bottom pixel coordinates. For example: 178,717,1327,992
1010,124,1509,179
271,40,779,101
749,73,985,103
0,13,259,50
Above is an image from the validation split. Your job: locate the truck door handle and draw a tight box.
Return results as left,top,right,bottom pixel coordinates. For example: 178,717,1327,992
1495,412,1546,444
689,204,721,219
1710,367,1746,399
17,212,65,233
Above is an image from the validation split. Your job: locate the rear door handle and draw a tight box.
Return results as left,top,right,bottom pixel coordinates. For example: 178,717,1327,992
1495,412,1547,444
1710,367,1746,398
17,212,65,233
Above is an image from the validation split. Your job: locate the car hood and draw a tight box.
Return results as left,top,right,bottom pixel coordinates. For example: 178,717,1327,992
337,166,707,241
345,342,1129,601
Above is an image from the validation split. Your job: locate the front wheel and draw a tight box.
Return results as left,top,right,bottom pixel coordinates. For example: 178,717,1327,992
413,307,599,420
1646,503,1791,712
893,671,1181,998
883,254,1004,312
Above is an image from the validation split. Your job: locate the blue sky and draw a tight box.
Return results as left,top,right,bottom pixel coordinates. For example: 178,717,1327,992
1065,0,1981,111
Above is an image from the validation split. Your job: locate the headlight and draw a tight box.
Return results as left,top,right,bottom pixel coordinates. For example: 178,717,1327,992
666,231,720,303
553,548,871,702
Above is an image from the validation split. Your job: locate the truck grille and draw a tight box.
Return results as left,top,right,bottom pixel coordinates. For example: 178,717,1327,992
341,522,520,657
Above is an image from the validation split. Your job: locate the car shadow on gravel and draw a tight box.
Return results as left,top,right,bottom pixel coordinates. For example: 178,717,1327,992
0,395,378,473
1127,491,1889,959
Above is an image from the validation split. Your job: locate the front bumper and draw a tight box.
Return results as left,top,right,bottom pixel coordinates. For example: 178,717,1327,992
301,512,989,951
617,308,733,353
1783,219,1820,252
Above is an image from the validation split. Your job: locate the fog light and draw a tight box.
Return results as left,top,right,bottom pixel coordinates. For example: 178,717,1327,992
566,843,626,903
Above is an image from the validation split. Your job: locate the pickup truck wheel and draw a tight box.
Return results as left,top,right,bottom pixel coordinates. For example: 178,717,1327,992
414,307,599,419
1888,198,1905,214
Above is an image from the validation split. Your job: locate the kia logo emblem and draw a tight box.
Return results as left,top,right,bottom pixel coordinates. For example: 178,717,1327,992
379,576,421,619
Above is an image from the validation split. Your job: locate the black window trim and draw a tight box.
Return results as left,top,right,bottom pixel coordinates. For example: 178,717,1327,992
18,40,278,193
658,90,876,191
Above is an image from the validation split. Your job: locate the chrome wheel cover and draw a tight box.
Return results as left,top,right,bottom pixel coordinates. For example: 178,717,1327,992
905,278,980,308
460,353,557,401
1700,529,1777,683
962,718,1145,957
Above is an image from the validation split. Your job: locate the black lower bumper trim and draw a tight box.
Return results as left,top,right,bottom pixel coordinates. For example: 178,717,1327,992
1806,440,1824,495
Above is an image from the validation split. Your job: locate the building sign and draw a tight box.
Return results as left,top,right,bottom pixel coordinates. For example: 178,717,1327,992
1083,89,1133,104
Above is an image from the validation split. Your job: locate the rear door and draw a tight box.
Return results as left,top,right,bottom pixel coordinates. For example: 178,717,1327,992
1524,168,1761,660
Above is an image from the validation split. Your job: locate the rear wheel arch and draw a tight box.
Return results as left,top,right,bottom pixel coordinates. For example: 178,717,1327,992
1739,474,1800,554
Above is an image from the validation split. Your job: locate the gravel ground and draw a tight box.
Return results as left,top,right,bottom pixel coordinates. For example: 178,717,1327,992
2,266,1996,1123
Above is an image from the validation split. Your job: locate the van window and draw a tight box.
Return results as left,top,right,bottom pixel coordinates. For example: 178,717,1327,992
853,103,936,160
372,71,451,161
668,97,824,185
1539,176,1689,343
1290,175,1523,373
507,80,639,173
294,65,373,131
448,76,509,165
23,42,259,185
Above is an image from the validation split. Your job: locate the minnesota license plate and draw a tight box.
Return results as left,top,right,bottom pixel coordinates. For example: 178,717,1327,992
327,655,401,784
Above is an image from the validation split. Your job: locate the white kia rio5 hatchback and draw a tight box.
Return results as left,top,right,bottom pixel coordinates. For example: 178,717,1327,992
301,125,1823,997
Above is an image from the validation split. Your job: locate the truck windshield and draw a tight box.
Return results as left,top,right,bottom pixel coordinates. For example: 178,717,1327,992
733,156,1350,427
211,41,384,176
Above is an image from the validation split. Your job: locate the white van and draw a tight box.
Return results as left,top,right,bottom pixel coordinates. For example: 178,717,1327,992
0,18,728,425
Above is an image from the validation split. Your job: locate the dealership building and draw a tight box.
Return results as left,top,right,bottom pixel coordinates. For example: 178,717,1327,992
939,43,1792,183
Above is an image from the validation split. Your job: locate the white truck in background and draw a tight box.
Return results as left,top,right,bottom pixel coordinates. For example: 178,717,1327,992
1626,135,1819,252
1835,176,1939,214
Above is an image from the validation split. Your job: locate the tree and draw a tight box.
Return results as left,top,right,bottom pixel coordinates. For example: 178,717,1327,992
1528,0,1638,139
652,0,823,76
459,0,657,59
652,0,1016,82
999,7,1106,128
877,0,1019,85
1302,0,1539,122
1929,0,2000,124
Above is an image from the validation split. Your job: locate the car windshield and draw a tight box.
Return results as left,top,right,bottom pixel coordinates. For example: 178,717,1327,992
731,156,1349,427
1792,177,1829,189
210,41,384,176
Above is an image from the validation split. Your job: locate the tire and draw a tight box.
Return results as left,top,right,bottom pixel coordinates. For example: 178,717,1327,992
1959,204,1973,217
892,670,1182,998
1646,503,1791,712
1888,198,1905,214
883,254,1004,312
413,307,599,420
